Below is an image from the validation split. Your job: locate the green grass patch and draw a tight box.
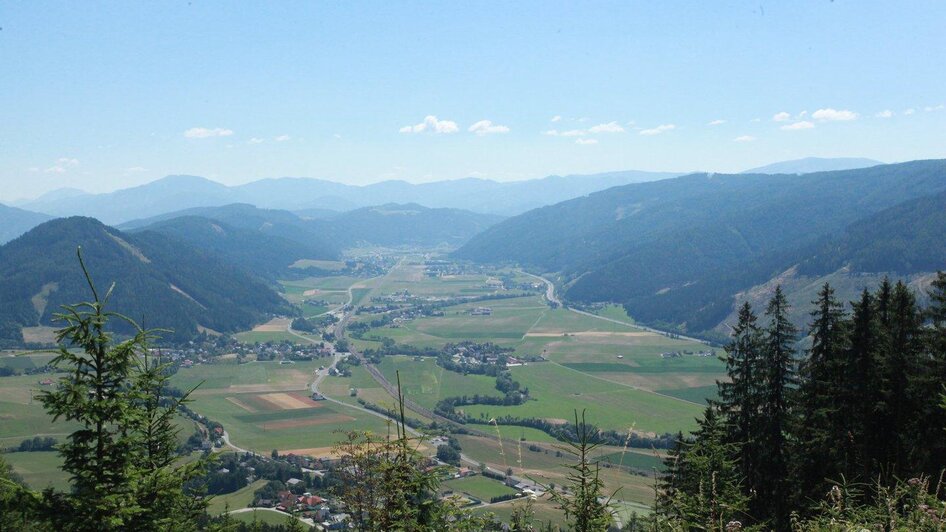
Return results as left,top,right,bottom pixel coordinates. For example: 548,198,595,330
656,384,720,405
207,479,267,514
3,451,68,490
442,475,518,501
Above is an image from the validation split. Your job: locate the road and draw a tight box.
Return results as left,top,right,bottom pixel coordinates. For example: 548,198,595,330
522,270,711,345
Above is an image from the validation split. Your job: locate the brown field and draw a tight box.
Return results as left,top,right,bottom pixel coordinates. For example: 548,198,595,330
20,326,58,344
251,318,293,332
226,396,257,413
260,414,354,430
256,392,320,410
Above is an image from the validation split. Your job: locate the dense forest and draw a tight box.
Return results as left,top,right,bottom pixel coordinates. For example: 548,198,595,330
656,274,946,530
0,217,291,345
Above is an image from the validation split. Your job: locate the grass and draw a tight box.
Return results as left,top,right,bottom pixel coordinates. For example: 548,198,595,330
377,356,499,410
3,451,68,490
234,331,310,344
478,496,568,529
171,361,391,452
442,475,518,501
207,479,268,514
655,384,720,405
229,509,300,526
0,374,80,448
458,363,704,434
290,259,347,271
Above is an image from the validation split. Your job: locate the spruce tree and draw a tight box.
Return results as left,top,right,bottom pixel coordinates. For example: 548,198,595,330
846,289,883,483
716,302,763,502
757,285,797,529
791,283,850,510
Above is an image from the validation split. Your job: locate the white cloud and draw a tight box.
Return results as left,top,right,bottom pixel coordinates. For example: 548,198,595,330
44,157,79,173
904,108,916,115
734,135,756,142
750,118,762,123
184,127,234,138
780,120,815,131
248,137,265,144
639,124,675,136
772,112,792,122
274,134,291,142
550,115,562,122
925,104,945,112
575,138,598,145
707,119,726,126
468,120,510,136
588,121,625,133
812,108,858,121
334,133,342,139
125,166,147,173
875,110,894,118
399,115,459,134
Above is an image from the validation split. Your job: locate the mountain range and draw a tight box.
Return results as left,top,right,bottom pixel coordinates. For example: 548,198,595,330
0,204,52,244
17,169,682,225
0,217,292,345
454,160,946,338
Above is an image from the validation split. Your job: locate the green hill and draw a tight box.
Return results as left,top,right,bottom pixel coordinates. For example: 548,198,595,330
125,215,332,281
454,160,946,335
0,217,292,345
325,203,504,247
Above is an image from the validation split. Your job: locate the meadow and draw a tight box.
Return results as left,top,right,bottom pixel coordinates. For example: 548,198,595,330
441,475,518,501
171,361,391,454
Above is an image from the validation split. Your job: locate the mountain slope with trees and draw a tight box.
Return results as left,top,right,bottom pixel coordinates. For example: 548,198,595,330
0,217,291,344
454,160,946,336
0,203,53,244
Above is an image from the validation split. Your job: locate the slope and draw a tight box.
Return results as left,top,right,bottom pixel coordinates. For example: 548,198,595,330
0,217,291,345
0,204,53,244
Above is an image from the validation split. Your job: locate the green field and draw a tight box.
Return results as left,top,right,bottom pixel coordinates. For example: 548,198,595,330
3,451,68,490
171,361,391,452
234,331,312,344
458,363,703,434
441,475,518,501
377,356,499,409
0,374,80,448
208,479,267,514
290,259,347,271
229,509,301,526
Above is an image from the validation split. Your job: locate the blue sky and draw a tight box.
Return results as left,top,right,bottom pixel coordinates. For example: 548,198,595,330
2,1,945,201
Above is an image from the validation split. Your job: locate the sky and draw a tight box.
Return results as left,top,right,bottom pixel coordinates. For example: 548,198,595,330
1,1,945,202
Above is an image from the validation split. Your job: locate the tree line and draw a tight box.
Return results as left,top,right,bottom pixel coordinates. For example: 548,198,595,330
656,274,946,530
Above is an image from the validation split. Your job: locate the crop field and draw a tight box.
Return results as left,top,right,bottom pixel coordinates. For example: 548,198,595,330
458,363,703,434
441,475,518,501
3,451,68,490
456,434,656,507
377,356,499,409
0,373,80,448
289,259,347,271
170,361,390,452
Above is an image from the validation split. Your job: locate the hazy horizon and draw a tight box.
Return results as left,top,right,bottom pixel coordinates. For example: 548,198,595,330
2,2,945,202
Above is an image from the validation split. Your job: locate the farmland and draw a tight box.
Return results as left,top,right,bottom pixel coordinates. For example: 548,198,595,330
170,360,391,452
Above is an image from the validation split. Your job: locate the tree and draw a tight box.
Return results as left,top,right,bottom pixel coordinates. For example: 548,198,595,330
655,407,750,530
791,283,850,509
545,410,613,532
716,302,762,500
756,285,797,529
36,249,208,531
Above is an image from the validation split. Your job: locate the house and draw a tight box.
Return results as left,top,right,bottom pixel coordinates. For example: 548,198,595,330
470,307,492,316
276,490,296,510
286,477,304,487
456,467,474,478
298,494,324,509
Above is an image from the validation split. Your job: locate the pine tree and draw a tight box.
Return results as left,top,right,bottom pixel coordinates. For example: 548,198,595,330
757,286,797,529
36,250,208,531
845,289,883,482
716,302,763,503
791,283,850,509
654,408,750,530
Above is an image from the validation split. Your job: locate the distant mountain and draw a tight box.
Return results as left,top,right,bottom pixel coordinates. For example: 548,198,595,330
0,217,291,345
454,160,946,336
0,204,53,244
742,157,883,175
20,175,239,224
325,203,505,247
21,170,682,223
126,216,334,281
124,202,502,251
120,203,339,257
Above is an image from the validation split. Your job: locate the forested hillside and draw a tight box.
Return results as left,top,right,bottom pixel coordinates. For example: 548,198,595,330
454,160,946,336
0,217,291,345
126,215,334,281
0,203,52,244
